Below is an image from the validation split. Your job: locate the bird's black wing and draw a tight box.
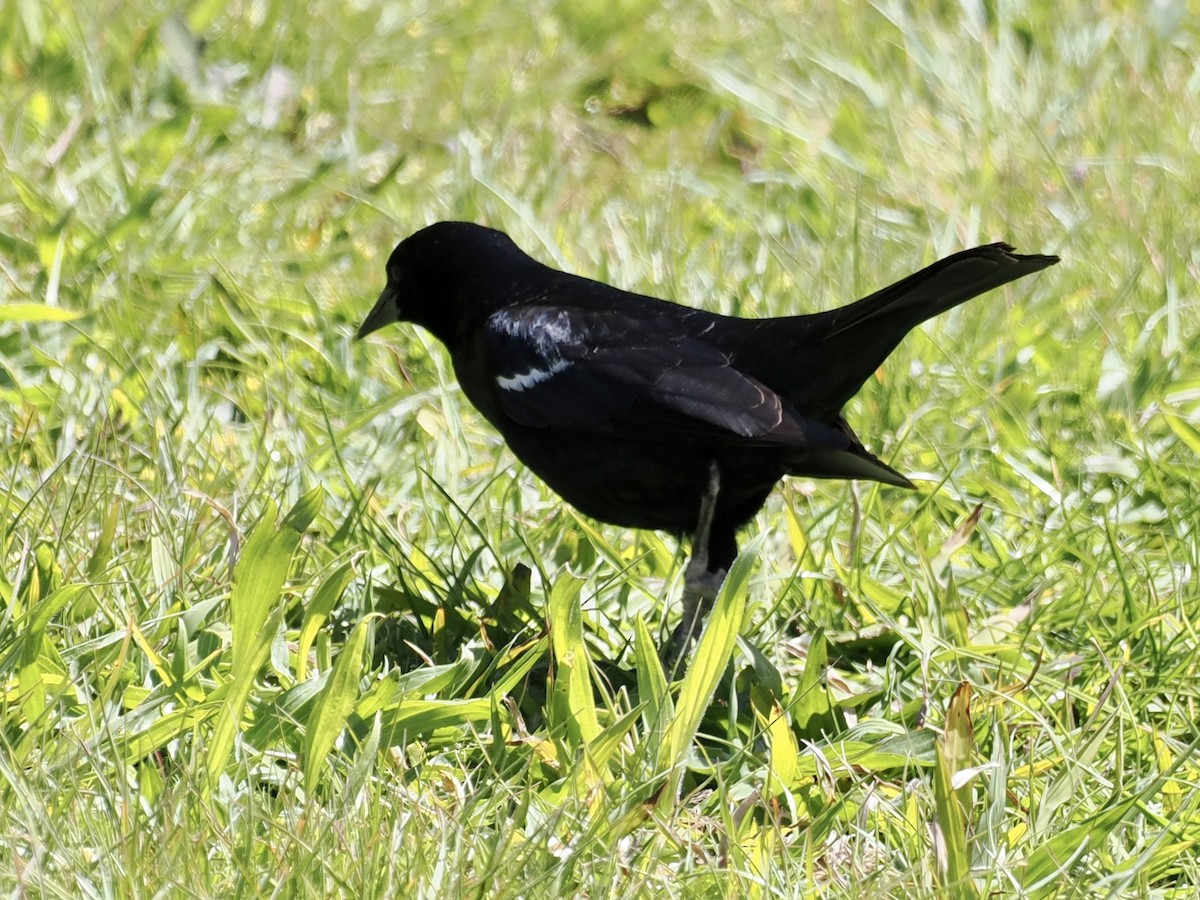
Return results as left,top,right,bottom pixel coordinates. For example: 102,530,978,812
480,305,843,449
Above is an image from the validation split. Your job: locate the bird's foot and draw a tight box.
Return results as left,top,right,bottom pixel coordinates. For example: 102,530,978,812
662,461,725,672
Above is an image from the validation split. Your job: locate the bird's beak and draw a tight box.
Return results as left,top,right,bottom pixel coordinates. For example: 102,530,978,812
357,282,400,339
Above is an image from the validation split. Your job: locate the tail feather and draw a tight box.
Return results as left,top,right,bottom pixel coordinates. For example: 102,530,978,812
744,243,1059,418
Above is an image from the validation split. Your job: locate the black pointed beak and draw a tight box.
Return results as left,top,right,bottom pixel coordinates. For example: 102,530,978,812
357,282,400,339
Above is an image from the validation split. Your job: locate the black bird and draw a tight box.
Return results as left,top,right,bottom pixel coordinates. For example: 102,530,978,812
359,222,1057,656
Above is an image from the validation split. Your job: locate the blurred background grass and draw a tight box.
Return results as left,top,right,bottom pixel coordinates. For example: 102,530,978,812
2,0,1198,894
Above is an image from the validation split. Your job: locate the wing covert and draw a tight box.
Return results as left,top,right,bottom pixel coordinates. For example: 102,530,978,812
481,306,838,449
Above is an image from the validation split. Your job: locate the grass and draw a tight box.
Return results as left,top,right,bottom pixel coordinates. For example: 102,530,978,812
2,0,1199,895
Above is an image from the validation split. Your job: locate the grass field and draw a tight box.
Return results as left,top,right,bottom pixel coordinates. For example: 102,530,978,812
2,0,1198,895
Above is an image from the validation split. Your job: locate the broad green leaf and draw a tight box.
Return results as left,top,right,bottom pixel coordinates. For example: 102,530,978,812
0,303,81,323
483,637,549,699
1163,413,1200,457
207,606,284,781
230,488,321,678
346,712,383,800
760,700,798,798
7,584,86,726
117,706,215,763
633,615,671,749
375,698,495,745
303,616,369,794
939,570,971,649
792,629,842,739
977,722,1011,869
296,561,354,681
85,499,121,581
662,547,752,777
584,703,643,775
1034,715,1115,832
933,740,976,900
547,573,600,745
204,489,322,781
1021,799,1137,896
790,734,935,780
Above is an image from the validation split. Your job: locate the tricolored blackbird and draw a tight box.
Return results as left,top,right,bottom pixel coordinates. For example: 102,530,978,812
359,222,1057,657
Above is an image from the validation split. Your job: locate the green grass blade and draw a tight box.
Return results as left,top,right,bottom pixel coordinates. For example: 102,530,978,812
933,740,976,900
296,561,354,682
303,616,369,795
661,549,752,776
943,682,975,823
230,488,321,679
207,606,284,782
1021,799,1138,897
207,488,321,781
633,614,671,754
0,303,82,322
374,699,496,745
792,629,843,739
547,573,600,745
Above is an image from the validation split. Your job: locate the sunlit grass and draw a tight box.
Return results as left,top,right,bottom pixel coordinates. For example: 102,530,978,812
2,0,1198,895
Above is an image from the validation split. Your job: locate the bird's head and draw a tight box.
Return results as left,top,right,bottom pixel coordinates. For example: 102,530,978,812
357,221,531,344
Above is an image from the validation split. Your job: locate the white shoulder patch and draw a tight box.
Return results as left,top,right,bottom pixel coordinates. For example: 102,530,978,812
492,308,577,354
495,358,571,393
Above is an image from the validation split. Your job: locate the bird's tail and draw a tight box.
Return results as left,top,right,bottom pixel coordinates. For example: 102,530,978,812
760,243,1058,418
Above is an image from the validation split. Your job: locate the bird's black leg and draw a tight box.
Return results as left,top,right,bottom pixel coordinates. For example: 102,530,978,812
664,461,727,669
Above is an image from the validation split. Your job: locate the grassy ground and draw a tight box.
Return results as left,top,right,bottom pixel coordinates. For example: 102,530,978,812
2,0,1198,895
